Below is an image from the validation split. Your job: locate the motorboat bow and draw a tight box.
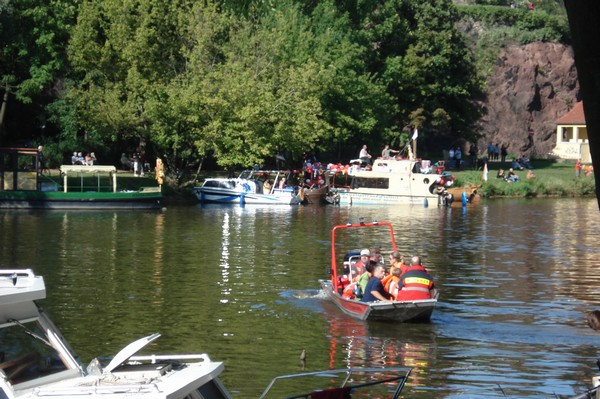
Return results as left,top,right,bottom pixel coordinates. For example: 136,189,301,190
0,269,232,399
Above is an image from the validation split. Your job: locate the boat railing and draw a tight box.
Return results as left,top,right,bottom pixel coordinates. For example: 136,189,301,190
258,367,412,399
32,382,162,396
60,165,118,193
128,353,211,364
138,186,161,193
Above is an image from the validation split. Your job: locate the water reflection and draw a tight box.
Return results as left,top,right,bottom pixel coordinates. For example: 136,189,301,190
1,199,600,397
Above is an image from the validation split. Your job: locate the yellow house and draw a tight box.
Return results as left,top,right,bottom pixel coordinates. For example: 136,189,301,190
552,102,591,162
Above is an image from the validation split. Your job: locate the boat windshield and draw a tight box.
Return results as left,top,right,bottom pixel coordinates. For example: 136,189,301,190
0,319,70,385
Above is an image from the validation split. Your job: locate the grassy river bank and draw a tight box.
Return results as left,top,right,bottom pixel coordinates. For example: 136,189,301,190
451,159,595,198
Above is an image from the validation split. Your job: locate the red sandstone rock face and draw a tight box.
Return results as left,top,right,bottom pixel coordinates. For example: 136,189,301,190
480,42,580,159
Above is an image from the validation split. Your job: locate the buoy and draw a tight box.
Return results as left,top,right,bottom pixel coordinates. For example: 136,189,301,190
424,197,428,208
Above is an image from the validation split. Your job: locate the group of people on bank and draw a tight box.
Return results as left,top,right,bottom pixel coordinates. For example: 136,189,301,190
343,249,436,303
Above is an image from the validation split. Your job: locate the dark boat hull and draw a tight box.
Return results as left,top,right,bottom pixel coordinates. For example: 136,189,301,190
0,191,162,210
320,279,436,322
303,186,328,204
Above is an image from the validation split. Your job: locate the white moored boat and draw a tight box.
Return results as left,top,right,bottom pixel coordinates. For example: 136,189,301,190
333,158,453,205
193,170,302,205
0,269,233,399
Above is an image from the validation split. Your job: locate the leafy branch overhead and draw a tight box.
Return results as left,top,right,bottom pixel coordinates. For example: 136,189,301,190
2,0,514,169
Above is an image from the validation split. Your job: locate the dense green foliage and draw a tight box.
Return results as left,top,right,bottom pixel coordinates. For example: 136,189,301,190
0,0,566,178
456,4,569,76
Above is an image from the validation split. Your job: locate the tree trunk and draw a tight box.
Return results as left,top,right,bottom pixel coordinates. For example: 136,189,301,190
565,1,600,209
0,88,9,138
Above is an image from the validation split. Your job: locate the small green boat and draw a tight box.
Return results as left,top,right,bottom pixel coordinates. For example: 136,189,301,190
0,147,162,210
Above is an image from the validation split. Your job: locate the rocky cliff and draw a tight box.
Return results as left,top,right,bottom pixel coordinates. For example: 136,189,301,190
479,42,580,159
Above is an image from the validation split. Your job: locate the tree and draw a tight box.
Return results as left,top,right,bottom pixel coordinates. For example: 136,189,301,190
0,0,75,140
336,0,484,145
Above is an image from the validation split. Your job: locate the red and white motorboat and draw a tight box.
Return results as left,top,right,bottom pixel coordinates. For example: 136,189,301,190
319,220,438,322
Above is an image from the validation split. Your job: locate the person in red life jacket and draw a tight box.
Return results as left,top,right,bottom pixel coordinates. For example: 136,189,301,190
351,249,370,282
360,264,392,303
396,256,435,301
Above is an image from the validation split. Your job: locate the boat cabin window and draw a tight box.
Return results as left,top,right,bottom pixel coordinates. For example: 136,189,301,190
0,320,69,385
180,380,230,399
0,149,39,191
350,177,389,190
204,180,236,190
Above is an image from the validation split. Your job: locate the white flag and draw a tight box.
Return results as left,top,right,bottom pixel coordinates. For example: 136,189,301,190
411,128,418,141
483,162,488,182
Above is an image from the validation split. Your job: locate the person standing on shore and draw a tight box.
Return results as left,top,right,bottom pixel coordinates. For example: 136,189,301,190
576,159,582,178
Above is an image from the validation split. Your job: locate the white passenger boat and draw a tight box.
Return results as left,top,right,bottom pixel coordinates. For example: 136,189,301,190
193,170,302,205
0,269,232,399
333,158,453,205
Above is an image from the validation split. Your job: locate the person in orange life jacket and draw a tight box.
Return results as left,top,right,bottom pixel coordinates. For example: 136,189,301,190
395,256,435,301
351,249,370,282
385,267,402,300
381,251,405,289
361,264,392,302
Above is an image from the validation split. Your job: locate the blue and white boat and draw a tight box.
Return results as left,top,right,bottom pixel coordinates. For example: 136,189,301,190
193,170,302,205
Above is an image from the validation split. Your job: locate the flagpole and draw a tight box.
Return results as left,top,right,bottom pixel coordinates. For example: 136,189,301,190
411,128,418,160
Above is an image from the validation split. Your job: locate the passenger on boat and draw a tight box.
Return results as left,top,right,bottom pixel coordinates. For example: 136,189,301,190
395,256,435,301
357,260,378,294
351,249,370,282
359,145,372,166
361,265,392,302
381,145,399,160
263,180,272,193
369,247,383,264
385,252,407,278
384,267,402,300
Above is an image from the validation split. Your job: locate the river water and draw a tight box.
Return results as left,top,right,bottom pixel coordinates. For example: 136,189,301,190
1,198,600,398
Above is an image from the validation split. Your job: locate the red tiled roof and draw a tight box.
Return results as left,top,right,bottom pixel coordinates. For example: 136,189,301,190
557,102,586,125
